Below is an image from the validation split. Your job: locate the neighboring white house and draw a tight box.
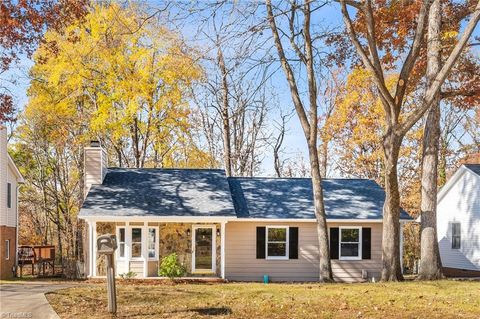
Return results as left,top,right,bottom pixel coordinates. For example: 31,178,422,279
437,164,480,275
0,125,24,279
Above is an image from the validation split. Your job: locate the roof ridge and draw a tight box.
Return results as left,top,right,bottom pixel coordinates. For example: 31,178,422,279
228,176,376,181
107,167,225,171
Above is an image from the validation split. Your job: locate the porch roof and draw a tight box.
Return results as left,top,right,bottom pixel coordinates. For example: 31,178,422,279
228,177,411,220
79,168,237,218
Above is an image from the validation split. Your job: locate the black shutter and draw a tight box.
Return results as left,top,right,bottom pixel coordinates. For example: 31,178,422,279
330,228,339,260
362,227,371,259
289,227,298,259
256,227,266,259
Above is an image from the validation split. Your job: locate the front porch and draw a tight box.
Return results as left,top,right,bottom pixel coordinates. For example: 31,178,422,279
85,219,228,279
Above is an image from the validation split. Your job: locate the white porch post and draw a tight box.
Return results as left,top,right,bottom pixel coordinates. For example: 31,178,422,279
126,222,130,273
220,221,227,279
92,221,97,277
400,222,404,274
143,222,148,278
87,221,93,277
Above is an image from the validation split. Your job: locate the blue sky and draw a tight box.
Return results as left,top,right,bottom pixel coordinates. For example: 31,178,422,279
4,1,479,176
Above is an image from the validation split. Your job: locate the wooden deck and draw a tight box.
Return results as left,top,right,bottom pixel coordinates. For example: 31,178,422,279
18,245,56,277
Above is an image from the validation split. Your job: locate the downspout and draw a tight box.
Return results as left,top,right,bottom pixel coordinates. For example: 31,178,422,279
15,183,22,277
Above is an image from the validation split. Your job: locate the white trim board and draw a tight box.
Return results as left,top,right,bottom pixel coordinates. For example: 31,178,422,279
437,165,480,203
79,216,409,223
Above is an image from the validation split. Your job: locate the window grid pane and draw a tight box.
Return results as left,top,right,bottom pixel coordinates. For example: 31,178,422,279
131,228,142,258
119,243,125,257
340,228,360,258
119,228,125,242
267,227,288,258
452,223,461,249
341,229,359,242
268,228,287,241
148,228,156,258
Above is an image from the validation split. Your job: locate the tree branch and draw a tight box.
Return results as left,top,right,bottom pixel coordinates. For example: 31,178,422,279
393,0,430,114
266,0,311,138
399,0,480,136
339,0,395,121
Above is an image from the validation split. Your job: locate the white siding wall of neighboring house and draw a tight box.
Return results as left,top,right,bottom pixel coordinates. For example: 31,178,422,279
6,163,18,227
437,167,480,271
0,126,7,226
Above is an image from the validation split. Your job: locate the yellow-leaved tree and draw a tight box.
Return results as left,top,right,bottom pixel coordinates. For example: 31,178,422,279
27,2,210,168
14,2,213,276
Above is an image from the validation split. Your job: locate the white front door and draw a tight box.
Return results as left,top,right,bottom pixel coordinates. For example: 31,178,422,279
192,226,216,274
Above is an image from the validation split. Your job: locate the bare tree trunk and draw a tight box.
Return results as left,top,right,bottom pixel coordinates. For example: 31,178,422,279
381,131,403,281
319,141,328,177
418,0,443,280
438,139,448,187
218,46,232,176
273,114,287,177
266,0,333,282
309,144,333,281
133,117,140,168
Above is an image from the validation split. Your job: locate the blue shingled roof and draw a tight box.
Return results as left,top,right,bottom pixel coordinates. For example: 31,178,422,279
79,168,236,217
464,164,480,176
79,168,411,220
228,177,411,220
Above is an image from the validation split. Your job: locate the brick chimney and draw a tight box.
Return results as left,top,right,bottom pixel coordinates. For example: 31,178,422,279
84,141,107,197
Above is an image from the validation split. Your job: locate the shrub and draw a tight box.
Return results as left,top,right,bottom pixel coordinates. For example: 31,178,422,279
119,271,137,279
159,253,186,279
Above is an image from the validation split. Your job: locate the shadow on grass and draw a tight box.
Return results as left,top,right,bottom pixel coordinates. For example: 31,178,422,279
172,307,232,316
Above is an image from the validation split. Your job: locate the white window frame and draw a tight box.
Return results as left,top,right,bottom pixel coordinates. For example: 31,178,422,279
339,226,362,261
266,226,289,260
130,227,143,261
5,240,10,260
147,226,159,261
451,222,461,249
116,227,126,260
191,225,216,273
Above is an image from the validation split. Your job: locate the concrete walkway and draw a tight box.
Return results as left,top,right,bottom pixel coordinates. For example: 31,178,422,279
0,282,74,319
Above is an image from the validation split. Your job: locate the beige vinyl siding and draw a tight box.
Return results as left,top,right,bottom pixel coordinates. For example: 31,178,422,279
330,222,382,282
225,221,382,282
225,221,319,282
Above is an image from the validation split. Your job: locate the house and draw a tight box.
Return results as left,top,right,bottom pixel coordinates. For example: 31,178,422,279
437,164,480,277
0,126,24,279
79,142,411,282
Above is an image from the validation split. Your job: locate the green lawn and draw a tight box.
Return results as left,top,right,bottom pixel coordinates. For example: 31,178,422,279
46,280,480,318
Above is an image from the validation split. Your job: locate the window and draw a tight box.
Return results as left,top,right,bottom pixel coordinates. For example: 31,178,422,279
131,228,142,258
266,226,289,260
5,240,10,260
148,227,158,259
118,228,125,258
7,183,11,208
452,223,461,249
339,227,362,260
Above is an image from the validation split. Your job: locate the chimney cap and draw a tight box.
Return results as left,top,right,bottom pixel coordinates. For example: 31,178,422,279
90,140,101,147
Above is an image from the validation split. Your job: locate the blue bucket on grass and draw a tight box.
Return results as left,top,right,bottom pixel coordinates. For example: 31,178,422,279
263,275,269,284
